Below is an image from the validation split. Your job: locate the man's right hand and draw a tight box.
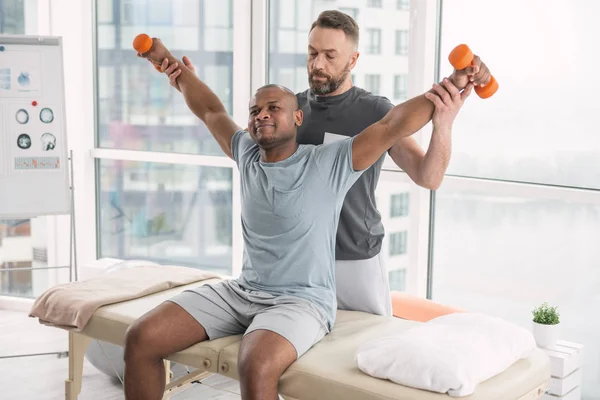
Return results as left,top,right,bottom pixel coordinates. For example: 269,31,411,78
161,56,195,92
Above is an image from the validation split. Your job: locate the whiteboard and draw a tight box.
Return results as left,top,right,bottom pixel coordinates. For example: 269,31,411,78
0,35,70,218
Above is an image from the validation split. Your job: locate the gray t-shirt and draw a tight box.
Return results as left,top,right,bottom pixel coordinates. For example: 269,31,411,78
296,87,394,261
231,130,364,329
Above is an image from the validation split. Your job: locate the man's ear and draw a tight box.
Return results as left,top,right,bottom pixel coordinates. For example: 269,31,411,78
349,51,360,70
294,109,303,126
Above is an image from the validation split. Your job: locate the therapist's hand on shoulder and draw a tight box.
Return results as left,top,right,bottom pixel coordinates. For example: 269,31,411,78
424,78,473,132
161,56,196,92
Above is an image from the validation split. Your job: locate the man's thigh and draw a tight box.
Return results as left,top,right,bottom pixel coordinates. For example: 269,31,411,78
167,280,251,340
245,301,327,359
335,253,392,316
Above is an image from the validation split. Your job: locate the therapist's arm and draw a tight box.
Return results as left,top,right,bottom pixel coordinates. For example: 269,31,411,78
352,80,473,172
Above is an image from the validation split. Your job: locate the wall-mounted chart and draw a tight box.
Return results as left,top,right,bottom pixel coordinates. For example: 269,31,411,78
0,35,69,218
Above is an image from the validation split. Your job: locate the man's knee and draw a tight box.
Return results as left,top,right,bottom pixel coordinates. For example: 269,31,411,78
238,350,279,382
124,318,160,360
237,330,297,383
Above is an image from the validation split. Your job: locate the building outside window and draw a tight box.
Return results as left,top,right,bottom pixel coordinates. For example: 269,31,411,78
390,192,409,218
364,74,381,95
366,28,381,54
396,29,409,55
389,231,408,256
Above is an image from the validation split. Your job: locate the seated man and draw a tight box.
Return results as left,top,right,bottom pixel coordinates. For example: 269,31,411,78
125,38,473,400
162,10,490,317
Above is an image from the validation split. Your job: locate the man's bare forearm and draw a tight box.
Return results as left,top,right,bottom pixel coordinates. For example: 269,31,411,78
161,55,226,121
384,73,466,142
159,55,239,158
419,127,451,190
383,93,434,143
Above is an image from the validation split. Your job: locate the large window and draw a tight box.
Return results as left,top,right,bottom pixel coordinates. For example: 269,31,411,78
98,160,232,273
390,193,409,217
96,0,233,156
94,0,236,274
439,0,600,189
432,186,600,396
434,1,600,396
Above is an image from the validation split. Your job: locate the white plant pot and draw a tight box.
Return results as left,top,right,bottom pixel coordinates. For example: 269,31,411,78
532,321,559,348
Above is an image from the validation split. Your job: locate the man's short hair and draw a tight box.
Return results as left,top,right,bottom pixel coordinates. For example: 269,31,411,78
310,10,359,46
255,84,299,109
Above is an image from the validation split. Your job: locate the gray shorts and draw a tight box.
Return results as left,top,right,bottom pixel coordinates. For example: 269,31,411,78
168,280,328,359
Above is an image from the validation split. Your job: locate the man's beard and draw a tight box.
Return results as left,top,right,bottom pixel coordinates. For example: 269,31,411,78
309,63,350,95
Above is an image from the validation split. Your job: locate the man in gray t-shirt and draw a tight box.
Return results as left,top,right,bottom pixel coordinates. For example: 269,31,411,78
127,36,473,399
165,11,491,317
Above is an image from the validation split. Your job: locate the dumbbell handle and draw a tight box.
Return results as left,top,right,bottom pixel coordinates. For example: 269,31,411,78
133,33,162,72
448,44,498,99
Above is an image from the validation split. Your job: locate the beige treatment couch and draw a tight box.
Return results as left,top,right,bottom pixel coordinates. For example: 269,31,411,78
64,279,551,400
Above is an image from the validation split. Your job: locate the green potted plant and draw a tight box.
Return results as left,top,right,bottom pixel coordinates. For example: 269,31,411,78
532,302,560,348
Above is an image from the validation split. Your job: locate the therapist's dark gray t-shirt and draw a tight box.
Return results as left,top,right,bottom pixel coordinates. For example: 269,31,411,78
231,130,364,329
296,87,394,261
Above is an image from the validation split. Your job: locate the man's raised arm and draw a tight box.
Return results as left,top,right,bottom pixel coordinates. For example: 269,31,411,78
137,38,239,159
351,79,473,171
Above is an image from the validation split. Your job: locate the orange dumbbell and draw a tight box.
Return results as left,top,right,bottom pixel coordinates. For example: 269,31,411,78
448,44,498,99
133,33,162,72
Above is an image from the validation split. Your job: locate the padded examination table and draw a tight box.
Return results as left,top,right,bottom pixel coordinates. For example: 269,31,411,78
66,280,550,400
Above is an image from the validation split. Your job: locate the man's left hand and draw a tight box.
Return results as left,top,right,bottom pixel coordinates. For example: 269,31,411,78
425,78,474,132
450,54,491,90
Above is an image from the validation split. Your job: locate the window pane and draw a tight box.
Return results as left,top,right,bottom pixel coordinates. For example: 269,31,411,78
395,30,408,55
95,0,233,155
364,74,380,94
375,172,412,295
98,160,233,275
366,28,381,54
394,74,408,102
268,0,410,103
440,0,600,189
397,0,410,10
389,231,407,256
432,186,600,396
0,217,63,299
389,268,406,292
0,0,37,34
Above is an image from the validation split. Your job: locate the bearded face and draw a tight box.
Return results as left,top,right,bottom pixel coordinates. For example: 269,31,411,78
307,26,358,97
308,61,351,95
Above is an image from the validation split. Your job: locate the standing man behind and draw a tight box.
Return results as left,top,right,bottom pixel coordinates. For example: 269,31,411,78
162,10,491,316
